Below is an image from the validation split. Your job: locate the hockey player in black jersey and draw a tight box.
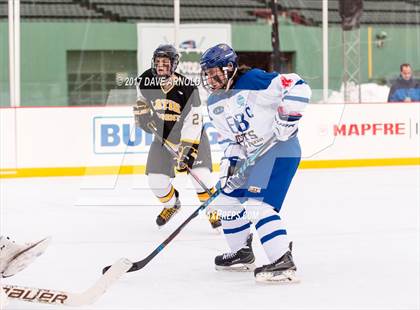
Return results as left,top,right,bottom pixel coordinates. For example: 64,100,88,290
134,44,220,229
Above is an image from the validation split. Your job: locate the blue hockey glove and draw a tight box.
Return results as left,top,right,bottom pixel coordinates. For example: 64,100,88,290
273,106,302,141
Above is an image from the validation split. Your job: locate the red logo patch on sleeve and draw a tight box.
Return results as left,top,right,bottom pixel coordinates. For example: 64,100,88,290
280,76,293,88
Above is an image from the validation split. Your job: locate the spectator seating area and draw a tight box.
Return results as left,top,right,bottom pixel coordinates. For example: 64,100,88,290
0,0,419,25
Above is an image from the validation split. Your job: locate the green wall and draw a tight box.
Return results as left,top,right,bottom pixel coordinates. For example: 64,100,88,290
0,22,9,106
233,23,420,99
369,26,420,81
0,22,137,106
233,23,345,99
1,21,419,106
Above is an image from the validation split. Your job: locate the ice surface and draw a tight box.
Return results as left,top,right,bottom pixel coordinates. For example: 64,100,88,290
1,166,419,309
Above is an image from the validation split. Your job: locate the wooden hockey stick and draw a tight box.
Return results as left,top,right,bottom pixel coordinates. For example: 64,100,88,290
2,258,132,306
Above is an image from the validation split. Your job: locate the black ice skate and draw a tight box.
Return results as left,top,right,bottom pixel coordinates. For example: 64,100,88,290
156,192,181,227
254,242,299,283
215,234,255,271
208,210,222,230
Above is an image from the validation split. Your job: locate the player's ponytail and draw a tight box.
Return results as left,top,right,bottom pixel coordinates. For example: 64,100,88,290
230,65,251,87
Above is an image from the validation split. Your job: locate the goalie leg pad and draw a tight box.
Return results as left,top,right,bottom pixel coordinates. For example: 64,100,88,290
1,237,51,278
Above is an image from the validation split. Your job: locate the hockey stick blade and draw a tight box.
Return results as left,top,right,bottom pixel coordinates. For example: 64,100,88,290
3,258,132,306
102,136,277,275
102,203,204,275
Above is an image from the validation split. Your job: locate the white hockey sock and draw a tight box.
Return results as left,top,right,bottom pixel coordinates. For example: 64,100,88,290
189,167,214,195
148,174,177,208
189,168,217,211
157,186,178,208
248,200,290,263
214,194,250,252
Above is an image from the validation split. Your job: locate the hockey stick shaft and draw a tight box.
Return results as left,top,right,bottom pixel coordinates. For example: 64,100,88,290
146,120,213,196
4,258,132,306
102,135,277,274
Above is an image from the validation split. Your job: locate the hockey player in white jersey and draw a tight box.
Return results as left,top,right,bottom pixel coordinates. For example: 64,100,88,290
200,43,311,283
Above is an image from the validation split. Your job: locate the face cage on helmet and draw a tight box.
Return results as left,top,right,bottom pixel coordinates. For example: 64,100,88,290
200,66,237,93
151,55,179,78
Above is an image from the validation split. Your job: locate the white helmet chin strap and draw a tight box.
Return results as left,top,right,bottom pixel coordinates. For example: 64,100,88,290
223,66,238,92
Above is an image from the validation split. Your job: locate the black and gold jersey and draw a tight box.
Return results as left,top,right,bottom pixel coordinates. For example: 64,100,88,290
136,68,202,145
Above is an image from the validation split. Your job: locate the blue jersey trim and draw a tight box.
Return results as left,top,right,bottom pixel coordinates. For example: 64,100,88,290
207,69,285,106
260,229,287,244
284,95,310,103
234,69,278,91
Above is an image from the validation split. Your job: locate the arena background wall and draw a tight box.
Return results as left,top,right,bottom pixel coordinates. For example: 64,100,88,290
1,22,420,107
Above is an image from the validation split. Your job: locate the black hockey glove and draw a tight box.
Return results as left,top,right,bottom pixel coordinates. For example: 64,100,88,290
175,141,199,173
133,100,155,134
